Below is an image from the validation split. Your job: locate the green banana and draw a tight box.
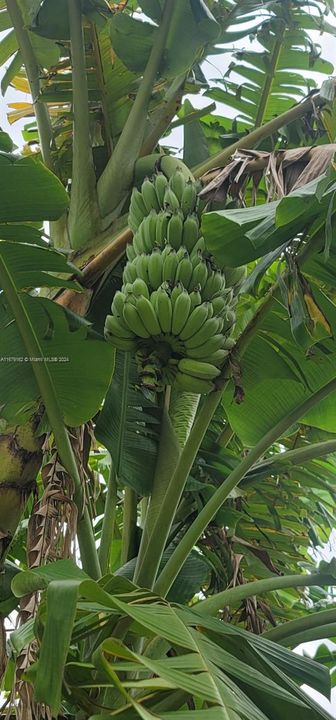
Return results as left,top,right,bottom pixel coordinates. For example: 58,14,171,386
155,172,169,206
141,177,160,213
148,250,163,289
176,257,193,289
179,303,209,341
141,212,157,252
224,265,247,289
123,301,150,338
182,213,199,253
160,155,194,183
178,358,221,380
135,254,150,284
191,260,208,289
185,334,225,359
164,187,180,213
156,287,172,333
181,181,197,217
176,246,188,262
150,290,159,312
222,309,236,332
136,296,161,335
167,210,184,250
132,278,150,298
190,236,205,257
123,261,138,283
129,187,147,232
203,270,225,300
211,296,227,315
105,314,136,339
133,228,146,256
126,243,136,261
189,288,202,308
169,170,186,202
111,290,126,317
184,317,222,349
222,336,235,349
162,249,179,283
171,290,191,335
171,283,184,306
201,348,229,364
155,211,170,246
175,371,214,394
206,302,214,318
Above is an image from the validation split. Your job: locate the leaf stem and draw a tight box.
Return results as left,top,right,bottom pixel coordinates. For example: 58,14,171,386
263,607,336,645
0,255,100,579
97,0,175,217
121,488,138,564
67,0,101,249
195,573,334,617
6,0,53,171
140,74,186,157
155,376,336,597
193,90,329,178
98,458,118,575
254,22,286,128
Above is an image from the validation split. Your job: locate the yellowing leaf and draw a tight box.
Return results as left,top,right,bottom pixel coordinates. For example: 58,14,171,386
7,102,33,124
10,74,30,93
303,293,332,335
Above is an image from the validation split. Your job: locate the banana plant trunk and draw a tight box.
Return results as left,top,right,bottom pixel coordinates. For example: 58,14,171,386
0,416,43,564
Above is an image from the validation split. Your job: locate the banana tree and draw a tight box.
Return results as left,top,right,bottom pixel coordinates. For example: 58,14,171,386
1,1,336,719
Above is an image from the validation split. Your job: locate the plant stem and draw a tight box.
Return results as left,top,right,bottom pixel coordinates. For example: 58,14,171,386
193,90,329,178
155,376,336,597
121,488,138,564
194,573,334,617
6,0,53,171
251,439,336,475
263,607,336,644
67,0,101,249
134,389,224,588
140,74,186,157
97,0,175,217
134,405,181,580
278,623,336,647
0,256,100,579
98,458,118,575
254,22,285,128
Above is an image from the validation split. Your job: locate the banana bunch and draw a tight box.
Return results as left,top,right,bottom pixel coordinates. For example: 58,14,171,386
128,169,200,235
105,167,246,395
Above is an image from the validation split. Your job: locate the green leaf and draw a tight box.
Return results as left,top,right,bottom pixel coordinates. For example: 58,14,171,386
116,548,209,604
95,352,160,495
109,13,156,73
182,98,209,168
110,1,219,79
0,30,18,66
33,580,79,716
0,128,14,152
202,176,332,267
0,154,68,221
223,288,336,445
1,50,22,95
0,292,114,425
0,560,20,615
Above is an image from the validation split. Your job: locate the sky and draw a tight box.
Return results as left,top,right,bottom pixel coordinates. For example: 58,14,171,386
1,5,336,716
